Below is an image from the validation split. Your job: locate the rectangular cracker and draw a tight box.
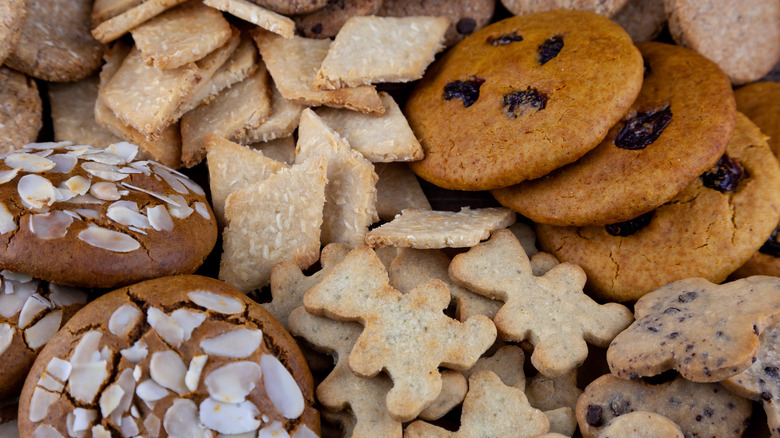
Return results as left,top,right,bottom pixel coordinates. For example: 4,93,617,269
375,162,431,221
314,16,449,90
219,157,327,293
181,64,272,167
131,1,233,69
316,92,423,162
249,136,296,164
365,207,517,249
92,0,190,43
205,134,288,226
204,0,294,38
254,30,384,115
239,81,305,144
92,0,144,25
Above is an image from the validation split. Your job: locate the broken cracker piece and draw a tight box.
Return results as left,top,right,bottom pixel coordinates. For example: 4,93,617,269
365,207,516,249
49,76,124,149
91,0,190,43
240,82,306,144
313,15,449,90
204,0,294,38
375,162,431,221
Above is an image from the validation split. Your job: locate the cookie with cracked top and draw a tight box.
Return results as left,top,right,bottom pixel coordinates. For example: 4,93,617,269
405,10,643,191
17,274,319,438
493,42,736,226
0,141,217,288
378,0,497,47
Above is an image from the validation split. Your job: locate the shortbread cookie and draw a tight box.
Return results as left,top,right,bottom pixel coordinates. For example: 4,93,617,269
500,0,628,17
0,275,87,400
664,0,780,85
91,0,189,43
462,345,526,389
406,11,644,190
204,0,295,38
610,0,666,42
7,0,104,82
49,77,125,149
0,0,24,66
597,411,684,438
493,42,736,226
0,142,217,288
17,275,320,438
419,370,468,421
575,374,752,438
251,0,329,15
0,66,42,154
378,0,496,47
375,163,431,221
535,112,780,301
294,0,383,39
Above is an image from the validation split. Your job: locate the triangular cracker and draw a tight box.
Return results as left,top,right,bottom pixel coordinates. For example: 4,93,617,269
49,76,124,149
219,157,327,293
449,229,634,377
316,92,423,162
240,82,306,144
365,207,516,249
92,0,190,43
254,30,384,115
204,0,294,38
375,162,431,221
313,15,449,90
295,109,378,247
250,136,296,164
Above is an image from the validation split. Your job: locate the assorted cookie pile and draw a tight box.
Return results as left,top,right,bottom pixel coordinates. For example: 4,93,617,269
0,0,779,437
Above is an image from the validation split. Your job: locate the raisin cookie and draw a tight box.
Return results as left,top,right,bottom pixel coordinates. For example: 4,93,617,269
0,142,217,288
405,10,644,191
535,112,780,301
378,0,497,47
493,42,736,226
293,0,384,39
18,275,319,438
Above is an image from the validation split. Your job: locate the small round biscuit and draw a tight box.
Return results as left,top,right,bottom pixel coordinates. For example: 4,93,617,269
5,0,104,82
0,66,42,153
0,0,25,66
610,0,666,42
378,0,497,47
294,0,383,39
500,0,628,17
597,411,684,438
17,275,320,438
251,0,329,15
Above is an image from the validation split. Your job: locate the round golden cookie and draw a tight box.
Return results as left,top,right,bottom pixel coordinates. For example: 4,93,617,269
405,10,644,191
0,66,42,153
493,42,736,226
0,0,25,66
18,275,319,437
535,112,780,302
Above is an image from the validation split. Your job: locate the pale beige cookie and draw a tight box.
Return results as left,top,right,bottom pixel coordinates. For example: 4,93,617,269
251,0,329,15
91,0,144,25
49,77,124,149
405,370,550,438
254,29,384,115
303,246,497,422
288,306,403,437
250,136,296,164
500,0,628,16
419,370,468,421
182,64,272,167
0,0,24,66
294,0,384,39
607,276,780,382
131,0,232,69
294,109,378,247
526,369,581,413
610,0,666,42
0,66,41,154
462,345,526,389
375,163,432,221
316,92,424,162
204,134,287,227
91,0,189,43
510,222,539,257
449,229,634,377
204,0,295,38
219,158,327,293
378,0,496,47
314,16,449,90
366,207,516,249
598,411,684,438
7,0,104,82
544,407,578,437
576,374,752,438
241,82,306,144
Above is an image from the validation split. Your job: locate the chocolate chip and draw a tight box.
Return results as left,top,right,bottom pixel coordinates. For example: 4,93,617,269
610,396,631,416
456,18,476,35
700,154,744,193
696,415,703,421
311,23,323,35
678,291,697,303
668,332,681,339
766,366,779,378
663,307,681,315
487,31,523,46
538,35,563,65
762,391,773,401
443,77,485,108
586,405,604,427
759,228,780,257
605,211,654,236
502,88,548,118
614,106,673,150
704,407,714,417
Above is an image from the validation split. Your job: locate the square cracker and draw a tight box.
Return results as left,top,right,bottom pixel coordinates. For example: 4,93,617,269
375,162,431,221
316,92,423,162
219,157,327,293
313,16,449,90
365,207,516,249
240,81,306,144
49,76,124,149
131,0,233,69
254,30,384,115
204,0,294,38
92,0,190,43
205,134,288,226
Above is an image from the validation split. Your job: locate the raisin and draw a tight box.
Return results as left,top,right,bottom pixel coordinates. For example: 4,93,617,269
610,396,631,416
487,31,523,46
311,23,323,35
762,391,773,401
443,77,485,108
456,18,476,35
700,154,744,193
678,292,697,303
614,106,673,150
766,366,780,378
605,211,653,236
538,35,564,65
586,405,604,427
758,228,780,257
502,88,548,118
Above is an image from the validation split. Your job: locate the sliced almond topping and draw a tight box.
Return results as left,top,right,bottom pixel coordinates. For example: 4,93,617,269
19,295,50,328
188,290,245,314
2,270,33,282
150,350,189,394
292,424,318,438
147,205,174,232
120,416,140,437
164,398,212,437
29,387,59,422
0,279,35,317
258,421,288,438
81,162,130,181
133,365,142,382
0,201,16,234
81,151,123,166
136,379,170,402
109,304,142,338
105,142,139,163
153,165,189,194
0,324,13,356
48,283,88,307
147,307,184,347
71,408,97,433
200,328,262,358
167,194,194,219
5,153,56,172
121,182,181,206
32,424,63,438
205,361,263,404
18,174,57,209
0,168,20,184
143,414,162,437
185,354,208,392
90,182,122,201
109,368,137,427
30,211,74,240
99,382,125,417
74,208,102,219
37,373,64,393
69,194,104,204
107,203,150,229
172,171,205,196
91,424,111,438
261,354,304,419
120,341,149,363
48,154,78,174
194,202,211,220
46,357,72,382
24,310,62,350
171,309,207,341
199,398,261,435
68,331,109,404
62,176,91,196
78,225,141,253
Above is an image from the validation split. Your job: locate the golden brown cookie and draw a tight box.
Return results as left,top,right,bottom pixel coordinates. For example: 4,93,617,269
17,275,319,437
406,10,644,191
493,42,736,226
378,0,497,47
0,66,42,154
